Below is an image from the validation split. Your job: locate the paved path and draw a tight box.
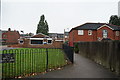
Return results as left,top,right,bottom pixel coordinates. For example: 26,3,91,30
0,45,16,50
28,54,119,78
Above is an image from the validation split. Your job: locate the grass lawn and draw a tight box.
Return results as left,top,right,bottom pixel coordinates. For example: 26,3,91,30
1,48,66,78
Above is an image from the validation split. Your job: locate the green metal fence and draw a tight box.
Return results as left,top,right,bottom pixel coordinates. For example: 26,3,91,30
1,48,66,79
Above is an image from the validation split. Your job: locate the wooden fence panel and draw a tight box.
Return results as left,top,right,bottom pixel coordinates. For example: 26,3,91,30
77,41,120,75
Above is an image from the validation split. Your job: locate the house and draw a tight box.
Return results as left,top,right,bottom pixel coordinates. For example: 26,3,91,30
1,28,20,44
18,33,63,48
49,33,58,39
20,33,34,38
49,32,69,42
49,33,64,40
69,23,120,47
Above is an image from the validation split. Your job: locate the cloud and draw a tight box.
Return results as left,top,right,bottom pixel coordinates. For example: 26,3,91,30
2,0,120,3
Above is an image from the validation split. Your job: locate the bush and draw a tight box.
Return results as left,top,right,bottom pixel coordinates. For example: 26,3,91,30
64,41,68,45
74,43,79,53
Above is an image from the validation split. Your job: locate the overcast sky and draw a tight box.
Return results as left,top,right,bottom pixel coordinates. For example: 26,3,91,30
1,0,120,34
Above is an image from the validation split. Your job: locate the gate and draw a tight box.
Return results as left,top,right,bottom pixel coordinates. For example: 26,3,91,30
62,44,74,63
1,48,66,79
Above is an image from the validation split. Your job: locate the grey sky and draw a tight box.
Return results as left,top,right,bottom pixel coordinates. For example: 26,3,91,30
1,0,120,34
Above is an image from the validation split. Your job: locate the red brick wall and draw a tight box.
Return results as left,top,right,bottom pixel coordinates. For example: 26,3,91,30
18,39,63,48
75,30,97,42
69,30,75,47
69,30,97,47
69,26,120,47
2,31,20,44
97,26,120,40
114,31,120,40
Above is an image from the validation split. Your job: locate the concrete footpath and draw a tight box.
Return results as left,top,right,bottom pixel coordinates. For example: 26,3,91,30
28,54,119,78
0,45,16,50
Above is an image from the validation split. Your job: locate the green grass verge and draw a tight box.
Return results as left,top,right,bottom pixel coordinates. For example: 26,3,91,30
1,48,66,78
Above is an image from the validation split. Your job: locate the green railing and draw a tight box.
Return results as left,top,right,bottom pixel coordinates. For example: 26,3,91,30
1,48,66,79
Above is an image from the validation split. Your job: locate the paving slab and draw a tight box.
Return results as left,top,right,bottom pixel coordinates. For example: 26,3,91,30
28,54,119,78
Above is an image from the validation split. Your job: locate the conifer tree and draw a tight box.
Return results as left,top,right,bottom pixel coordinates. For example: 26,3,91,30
36,15,49,35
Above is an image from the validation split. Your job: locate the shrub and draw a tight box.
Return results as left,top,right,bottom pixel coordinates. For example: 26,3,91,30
74,43,79,53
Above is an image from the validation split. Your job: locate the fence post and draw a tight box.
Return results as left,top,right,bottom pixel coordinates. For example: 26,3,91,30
46,48,48,72
63,44,74,63
70,47,74,63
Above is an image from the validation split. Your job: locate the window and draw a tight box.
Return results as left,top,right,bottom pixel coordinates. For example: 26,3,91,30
31,40,43,44
78,30,84,35
116,31,119,36
19,40,24,44
103,30,108,38
48,40,52,44
88,30,92,35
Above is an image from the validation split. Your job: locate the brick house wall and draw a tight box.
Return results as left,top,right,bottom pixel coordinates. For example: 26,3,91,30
97,26,120,40
69,30,97,47
8,33,63,48
69,25,120,47
17,38,63,48
69,30,74,47
114,31,120,40
97,26,114,40
2,30,20,44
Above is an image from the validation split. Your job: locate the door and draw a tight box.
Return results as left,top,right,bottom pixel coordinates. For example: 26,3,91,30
103,30,108,38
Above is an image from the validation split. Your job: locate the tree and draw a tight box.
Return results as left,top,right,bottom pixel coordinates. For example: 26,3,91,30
36,15,49,35
28,32,34,36
109,15,120,26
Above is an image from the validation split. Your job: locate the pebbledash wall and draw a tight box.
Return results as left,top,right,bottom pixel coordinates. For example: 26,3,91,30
17,38,63,48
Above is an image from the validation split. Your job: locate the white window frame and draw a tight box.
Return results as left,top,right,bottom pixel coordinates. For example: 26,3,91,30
47,40,52,44
47,38,52,44
88,30,92,35
19,40,24,44
78,30,84,35
116,31,119,36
